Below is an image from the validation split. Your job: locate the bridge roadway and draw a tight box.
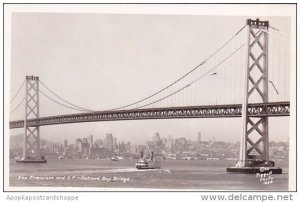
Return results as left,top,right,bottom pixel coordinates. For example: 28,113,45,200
9,101,290,129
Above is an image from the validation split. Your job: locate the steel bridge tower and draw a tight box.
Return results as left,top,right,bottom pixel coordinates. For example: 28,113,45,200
227,19,281,174
17,75,46,163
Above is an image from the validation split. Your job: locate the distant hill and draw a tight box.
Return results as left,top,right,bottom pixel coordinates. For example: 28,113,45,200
10,134,59,150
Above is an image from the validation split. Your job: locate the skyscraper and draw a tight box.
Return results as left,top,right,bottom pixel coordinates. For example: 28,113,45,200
104,133,113,152
152,132,162,148
75,139,82,153
113,137,118,150
89,135,94,148
64,139,68,147
63,139,68,152
81,138,90,156
153,132,160,142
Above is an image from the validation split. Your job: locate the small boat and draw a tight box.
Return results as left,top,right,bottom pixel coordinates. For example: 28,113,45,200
14,155,21,160
136,151,161,169
182,156,193,160
110,156,119,161
117,156,126,160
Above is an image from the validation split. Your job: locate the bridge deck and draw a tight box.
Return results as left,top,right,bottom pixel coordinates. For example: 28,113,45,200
9,101,290,129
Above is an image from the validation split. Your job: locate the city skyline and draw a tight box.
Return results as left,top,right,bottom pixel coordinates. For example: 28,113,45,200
11,123,289,146
10,129,289,161
60,131,289,147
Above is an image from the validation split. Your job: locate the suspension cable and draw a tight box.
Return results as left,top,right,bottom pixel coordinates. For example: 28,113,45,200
10,79,25,104
136,44,245,109
268,24,291,39
136,85,191,109
39,89,91,112
269,25,280,32
10,97,25,114
191,44,245,85
261,30,290,42
269,81,279,95
40,80,95,112
110,24,247,111
269,25,290,37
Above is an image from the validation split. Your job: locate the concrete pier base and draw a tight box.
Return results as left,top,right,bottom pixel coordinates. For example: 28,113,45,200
227,167,282,174
16,159,47,163
16,156,47,163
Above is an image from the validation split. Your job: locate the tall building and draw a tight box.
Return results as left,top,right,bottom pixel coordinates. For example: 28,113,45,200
104,133,113,152
94,139,103,147
82,138,88,144
113,137,118,150
197,132,202,143
75,139,82,152
89,135,94,148
153,132,160,142
176,138,188,151
81,138,90,156
64,139,68,147
166,139,174,151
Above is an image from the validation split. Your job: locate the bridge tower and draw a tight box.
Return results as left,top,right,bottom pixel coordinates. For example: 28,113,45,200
17,75,46,163
227,19,281,174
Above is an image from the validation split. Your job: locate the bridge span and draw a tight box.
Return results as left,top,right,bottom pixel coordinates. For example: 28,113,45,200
9,101,289,129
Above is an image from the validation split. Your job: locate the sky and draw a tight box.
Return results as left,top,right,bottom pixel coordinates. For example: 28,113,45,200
7,11,292,145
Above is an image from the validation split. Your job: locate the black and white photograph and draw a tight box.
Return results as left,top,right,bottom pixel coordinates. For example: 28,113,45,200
3,3,296,193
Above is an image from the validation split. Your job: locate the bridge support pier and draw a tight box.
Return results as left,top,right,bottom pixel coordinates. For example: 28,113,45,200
17,76,46,163
227,19,281,174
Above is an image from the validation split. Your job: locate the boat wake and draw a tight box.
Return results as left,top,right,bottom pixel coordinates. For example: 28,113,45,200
102,168,171,174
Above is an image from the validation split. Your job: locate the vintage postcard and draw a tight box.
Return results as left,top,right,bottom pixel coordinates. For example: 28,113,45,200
3,4,296,192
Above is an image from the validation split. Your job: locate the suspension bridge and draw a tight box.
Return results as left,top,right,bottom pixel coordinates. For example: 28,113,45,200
9,19,291,173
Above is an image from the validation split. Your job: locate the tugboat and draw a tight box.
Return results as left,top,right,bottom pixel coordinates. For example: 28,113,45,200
136,151,161,169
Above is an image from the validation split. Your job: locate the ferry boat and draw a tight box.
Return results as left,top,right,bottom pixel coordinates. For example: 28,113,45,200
135,151,161,169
